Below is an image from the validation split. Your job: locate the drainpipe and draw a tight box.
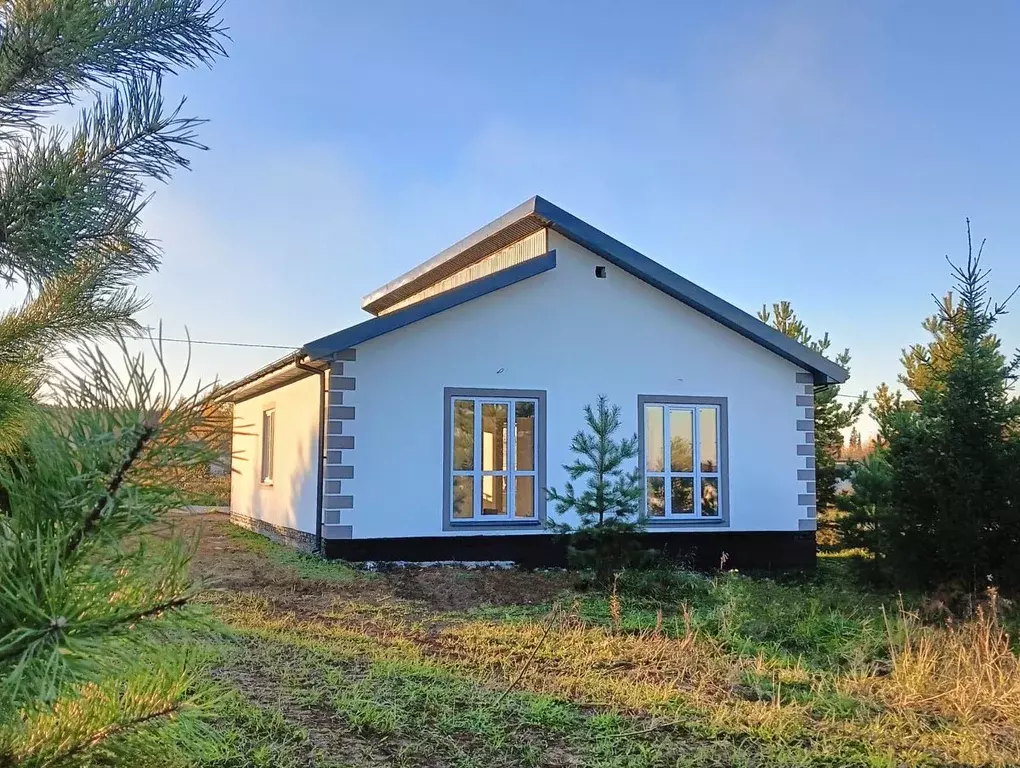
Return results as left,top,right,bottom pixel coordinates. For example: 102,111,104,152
296,359,326,555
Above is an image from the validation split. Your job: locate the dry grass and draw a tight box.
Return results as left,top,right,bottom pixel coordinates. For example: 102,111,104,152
435,609,734,710
182,514,1020,767
843,596,1020,760
214,588,1020,765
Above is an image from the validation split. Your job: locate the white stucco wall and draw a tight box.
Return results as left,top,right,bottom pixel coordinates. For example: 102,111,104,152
230,373,321,534
339,232,808,539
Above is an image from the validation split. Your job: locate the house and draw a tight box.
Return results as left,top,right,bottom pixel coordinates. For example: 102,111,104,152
218,196,848,568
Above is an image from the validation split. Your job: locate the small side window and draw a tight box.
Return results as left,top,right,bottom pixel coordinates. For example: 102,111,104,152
261,408,275,484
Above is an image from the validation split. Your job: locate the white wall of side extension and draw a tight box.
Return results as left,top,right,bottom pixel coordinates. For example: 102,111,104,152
230,373,321,534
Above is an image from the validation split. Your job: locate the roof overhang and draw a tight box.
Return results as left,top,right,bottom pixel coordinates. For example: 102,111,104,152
362,198,546,315
228,196,848,397
215,351,329,404
305,249,557,361
359,196,848,386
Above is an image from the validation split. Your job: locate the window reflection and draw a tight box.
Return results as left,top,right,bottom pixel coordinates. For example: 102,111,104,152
481,402,508,471
642,402,723,520
701,477,719,516
450,396,540,521
647,477,665,516
481,475,507,515
645,405,664,472
700,408,718,472
453,476,473,518
515,401,535,471
453,400,474,470
671,477,694,514
669,409,694,472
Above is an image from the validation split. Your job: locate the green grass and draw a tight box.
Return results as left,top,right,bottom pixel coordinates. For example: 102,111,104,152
186,691,319,768
222,524,363,583
199,629,898,768
473,563,893,671
169,517,1020,767
206,593,1006,766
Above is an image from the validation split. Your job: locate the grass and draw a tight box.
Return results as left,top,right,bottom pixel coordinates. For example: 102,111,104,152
178,691,319,768
173,515,1019,767
221,523,361,583
479,561,893,670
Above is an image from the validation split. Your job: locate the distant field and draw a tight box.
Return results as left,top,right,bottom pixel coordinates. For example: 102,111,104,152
175,513,1020,767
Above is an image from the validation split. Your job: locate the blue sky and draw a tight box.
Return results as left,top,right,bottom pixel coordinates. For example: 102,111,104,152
126,0,1019,429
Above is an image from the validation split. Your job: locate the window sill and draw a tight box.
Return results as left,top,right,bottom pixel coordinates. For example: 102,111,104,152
447,518,543,531
260,481,274,488
644,517,728,527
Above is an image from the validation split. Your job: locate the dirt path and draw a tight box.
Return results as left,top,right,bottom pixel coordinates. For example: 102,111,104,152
178,512,570,616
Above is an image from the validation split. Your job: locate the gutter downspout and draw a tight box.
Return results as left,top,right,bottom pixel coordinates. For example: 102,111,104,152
296,359,326,555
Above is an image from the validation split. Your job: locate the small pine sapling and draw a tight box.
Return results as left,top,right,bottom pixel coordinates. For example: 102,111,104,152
546,395,654,584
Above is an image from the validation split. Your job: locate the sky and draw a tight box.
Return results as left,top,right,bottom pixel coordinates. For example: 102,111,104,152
67,1,1020,433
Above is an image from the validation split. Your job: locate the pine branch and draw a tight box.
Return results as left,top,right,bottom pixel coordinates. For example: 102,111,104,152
65,421,155,559
0,76,206,288
0,364,33,453
0,4,226,762
5,647,217,767
0,0,226,126
0,592,190,673
0,263,145,368
45,700,182,767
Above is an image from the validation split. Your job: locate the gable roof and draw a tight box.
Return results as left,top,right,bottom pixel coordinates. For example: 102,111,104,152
358,196,848,384
221,197,848,399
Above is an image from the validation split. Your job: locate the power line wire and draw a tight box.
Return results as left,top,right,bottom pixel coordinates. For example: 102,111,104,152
124,333,297,350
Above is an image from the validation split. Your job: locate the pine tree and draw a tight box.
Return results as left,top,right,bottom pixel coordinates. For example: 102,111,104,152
546,396,651,584
0,1,226,763
842,223,1020,591
899,293,966,396
0,0,226,452
836,383,900,566
843,427,865,461
0,342,229,766
757,301,866,511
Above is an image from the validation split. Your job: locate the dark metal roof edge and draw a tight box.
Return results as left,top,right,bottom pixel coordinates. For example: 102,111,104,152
530,197,849,385
360,197,540,314
215,351,328,403
214,350,301,401
306,249,557,361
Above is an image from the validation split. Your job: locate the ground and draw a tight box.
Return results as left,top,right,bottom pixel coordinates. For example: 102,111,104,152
176,513,1020,768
